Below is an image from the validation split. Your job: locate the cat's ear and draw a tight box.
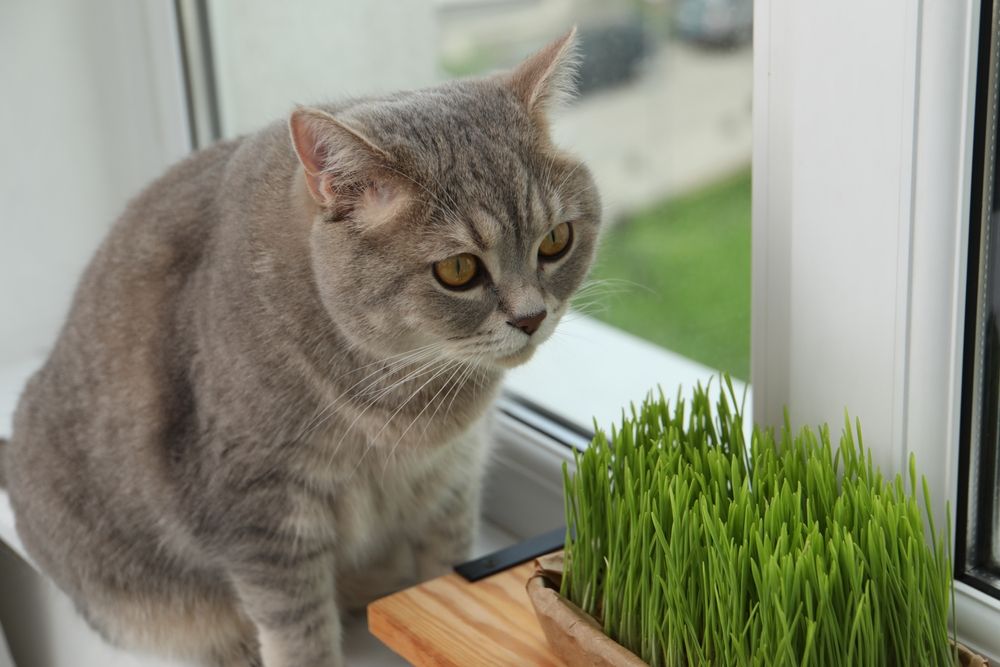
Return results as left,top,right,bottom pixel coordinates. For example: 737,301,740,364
288,107,391,211
506,27,580,127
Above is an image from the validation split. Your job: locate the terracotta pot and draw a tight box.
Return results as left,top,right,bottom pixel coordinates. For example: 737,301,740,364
526,553,989,667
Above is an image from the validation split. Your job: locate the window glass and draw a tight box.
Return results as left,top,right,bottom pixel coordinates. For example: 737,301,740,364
203,0,753,380
438,0,753,379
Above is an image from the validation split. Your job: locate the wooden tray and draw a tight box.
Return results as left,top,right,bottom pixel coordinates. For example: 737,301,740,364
368,560,564,666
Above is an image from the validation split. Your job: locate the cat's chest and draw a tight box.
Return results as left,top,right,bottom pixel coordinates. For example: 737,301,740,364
313,369,499,456
289,419,486,558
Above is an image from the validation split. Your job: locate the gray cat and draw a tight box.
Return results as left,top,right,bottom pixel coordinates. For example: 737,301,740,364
0,29,599,667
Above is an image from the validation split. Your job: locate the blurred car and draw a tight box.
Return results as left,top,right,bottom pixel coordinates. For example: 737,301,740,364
576,19,650,94
675,0,753,46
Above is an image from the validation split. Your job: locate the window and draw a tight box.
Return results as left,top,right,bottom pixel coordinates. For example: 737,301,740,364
182,0,753,432
4,0,1000,664
959,0,1000,602
435,2,753,380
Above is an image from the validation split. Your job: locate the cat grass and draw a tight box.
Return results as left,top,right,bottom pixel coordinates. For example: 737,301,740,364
561,378,956,666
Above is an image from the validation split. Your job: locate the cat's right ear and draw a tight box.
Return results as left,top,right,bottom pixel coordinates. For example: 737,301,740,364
288,107,389,209
506,27,581,130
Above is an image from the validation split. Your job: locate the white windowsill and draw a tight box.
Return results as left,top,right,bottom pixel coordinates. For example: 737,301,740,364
505,313,750,432
0,356,40,566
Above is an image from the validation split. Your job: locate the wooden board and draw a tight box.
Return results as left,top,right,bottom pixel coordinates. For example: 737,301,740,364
367,561,564,666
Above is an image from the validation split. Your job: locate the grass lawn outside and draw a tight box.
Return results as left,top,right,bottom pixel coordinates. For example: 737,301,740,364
577,168,751,380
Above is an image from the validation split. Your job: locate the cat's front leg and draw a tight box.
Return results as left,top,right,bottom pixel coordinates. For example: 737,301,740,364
229,550,343,667
411,478,480,581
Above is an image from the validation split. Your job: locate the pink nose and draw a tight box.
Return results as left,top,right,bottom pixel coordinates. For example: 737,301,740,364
508,310,547,335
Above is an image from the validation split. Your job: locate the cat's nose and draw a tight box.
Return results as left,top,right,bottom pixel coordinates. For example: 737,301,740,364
508,310,547,335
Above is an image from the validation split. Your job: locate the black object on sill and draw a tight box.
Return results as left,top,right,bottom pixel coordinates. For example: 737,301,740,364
454,526,566,582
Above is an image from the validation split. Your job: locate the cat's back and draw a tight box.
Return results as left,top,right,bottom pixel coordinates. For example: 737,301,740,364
7,137,246,575
19,135,244,406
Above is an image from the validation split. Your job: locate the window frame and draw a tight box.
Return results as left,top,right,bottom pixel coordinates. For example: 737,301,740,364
752,0,1000,661
958,0,1000,603
5,0,999,661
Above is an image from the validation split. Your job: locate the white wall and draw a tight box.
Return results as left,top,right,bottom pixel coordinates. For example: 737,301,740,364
0,2,192,664
0,0,441,367
0,0,190,369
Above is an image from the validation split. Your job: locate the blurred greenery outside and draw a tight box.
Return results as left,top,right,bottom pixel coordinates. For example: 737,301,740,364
576,168,751,380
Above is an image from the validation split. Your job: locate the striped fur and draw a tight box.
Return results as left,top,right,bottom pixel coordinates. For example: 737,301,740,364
4,30,599,667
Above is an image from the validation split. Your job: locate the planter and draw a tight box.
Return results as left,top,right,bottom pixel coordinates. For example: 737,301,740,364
526,553,989,667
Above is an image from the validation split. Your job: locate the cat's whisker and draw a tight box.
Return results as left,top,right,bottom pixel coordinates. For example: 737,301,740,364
579,277,654,294
366,358,463,447
572,285,642,301
333,353,447,426
297,344,446,441
571,292,630,307
572,286,617,298
439,355,481,430
420,355,484,460
350,349,444,402
415,377,458,448
571,300,623,313
445,334,504,358
553,160,585,196
548,327,595,343
344,357,462,482
566,308,610,321
314,355,451,466
563,303,609,318
380,359,469,480
298,344,442,436
334,341,445,381
559,180,601,206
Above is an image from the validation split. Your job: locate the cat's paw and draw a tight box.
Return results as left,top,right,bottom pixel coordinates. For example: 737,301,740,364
338,546,418,610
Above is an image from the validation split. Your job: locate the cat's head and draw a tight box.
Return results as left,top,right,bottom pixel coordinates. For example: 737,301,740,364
289,29,600,369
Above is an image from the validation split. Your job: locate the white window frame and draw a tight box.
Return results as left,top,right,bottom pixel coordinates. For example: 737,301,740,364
749,0,1000,660
498,0,1000,661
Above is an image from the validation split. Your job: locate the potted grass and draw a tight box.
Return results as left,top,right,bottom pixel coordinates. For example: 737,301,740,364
526,378,988,666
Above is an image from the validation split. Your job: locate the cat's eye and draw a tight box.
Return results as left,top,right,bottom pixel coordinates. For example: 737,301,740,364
433,253,481,289
538,222,572,260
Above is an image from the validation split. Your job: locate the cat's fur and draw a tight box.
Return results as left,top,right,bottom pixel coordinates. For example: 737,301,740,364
0,30,599,667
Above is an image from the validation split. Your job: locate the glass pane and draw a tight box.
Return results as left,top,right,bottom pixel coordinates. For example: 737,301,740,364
203,0,752,381
436,1,753,379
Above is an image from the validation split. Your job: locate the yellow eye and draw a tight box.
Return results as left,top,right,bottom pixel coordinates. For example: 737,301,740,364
538,222,572,259
433,253,480,289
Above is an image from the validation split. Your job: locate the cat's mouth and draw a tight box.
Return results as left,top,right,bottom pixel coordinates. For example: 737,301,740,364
495,344,538,368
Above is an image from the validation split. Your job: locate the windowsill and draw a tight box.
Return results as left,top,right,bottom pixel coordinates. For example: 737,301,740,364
0,356,42,567
505,313,751,433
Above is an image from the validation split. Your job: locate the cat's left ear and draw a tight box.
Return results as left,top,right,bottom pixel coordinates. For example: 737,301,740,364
506,27,580,129
288,107,403,224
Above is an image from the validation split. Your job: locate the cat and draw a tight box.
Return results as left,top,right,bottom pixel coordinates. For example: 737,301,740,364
0,28,599,667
